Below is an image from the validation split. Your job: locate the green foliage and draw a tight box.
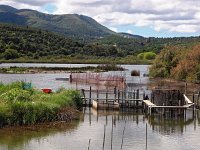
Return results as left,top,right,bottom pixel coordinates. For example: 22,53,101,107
0,23,124,61
144,52,156,60
149,46,181,78
95,35,200,56
3,49,19,59
150,43,200,83
0,82,82,126
137,52,156,60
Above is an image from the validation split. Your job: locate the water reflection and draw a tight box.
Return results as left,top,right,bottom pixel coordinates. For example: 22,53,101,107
0,109,200,150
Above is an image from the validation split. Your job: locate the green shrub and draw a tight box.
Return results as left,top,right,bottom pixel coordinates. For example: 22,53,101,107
137,52,156,60
0,82,82,127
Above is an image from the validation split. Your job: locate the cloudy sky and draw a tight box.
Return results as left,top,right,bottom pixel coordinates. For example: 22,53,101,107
0,0,200,37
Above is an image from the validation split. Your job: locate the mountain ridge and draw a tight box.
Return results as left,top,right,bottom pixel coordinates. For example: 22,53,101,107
0,5,116,40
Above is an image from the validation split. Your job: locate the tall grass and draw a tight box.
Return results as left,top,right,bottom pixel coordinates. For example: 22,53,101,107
0,82,82,127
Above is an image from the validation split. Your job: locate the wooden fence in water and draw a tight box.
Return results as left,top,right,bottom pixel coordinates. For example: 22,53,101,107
70,73,126,89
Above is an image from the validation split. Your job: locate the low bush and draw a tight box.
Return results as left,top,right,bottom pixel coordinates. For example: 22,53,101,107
0,82,82,127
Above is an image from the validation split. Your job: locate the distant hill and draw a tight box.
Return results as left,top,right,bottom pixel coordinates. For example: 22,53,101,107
0,5,115,40
0,5,18,13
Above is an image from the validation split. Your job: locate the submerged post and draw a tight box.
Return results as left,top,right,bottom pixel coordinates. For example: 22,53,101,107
97,89,99,102
114,86,117,102
136,89,139,107
89,86,92,107
118,90,120,103
106,91,108,104
198,91,200,109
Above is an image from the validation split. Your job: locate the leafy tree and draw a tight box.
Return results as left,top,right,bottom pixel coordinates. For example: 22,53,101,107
3,49,19,60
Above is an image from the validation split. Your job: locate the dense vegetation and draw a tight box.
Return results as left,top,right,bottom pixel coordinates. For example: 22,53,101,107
0,82,82,127
149,44,200,83
0,64,124,74
0,23,124,61
94,35,200,56
1,23,200,64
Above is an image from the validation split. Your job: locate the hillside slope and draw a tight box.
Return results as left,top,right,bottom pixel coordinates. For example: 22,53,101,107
0,23,121,61
0,5,115,40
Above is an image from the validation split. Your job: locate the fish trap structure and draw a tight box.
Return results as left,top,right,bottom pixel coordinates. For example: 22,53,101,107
70,72,126,89
151,88,184,106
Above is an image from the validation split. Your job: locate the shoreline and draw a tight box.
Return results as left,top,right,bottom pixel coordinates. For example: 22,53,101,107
0,64,125,74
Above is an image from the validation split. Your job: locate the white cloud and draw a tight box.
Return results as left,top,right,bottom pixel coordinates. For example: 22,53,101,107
127,30,133,34
1,0,200,34
109,27,118,32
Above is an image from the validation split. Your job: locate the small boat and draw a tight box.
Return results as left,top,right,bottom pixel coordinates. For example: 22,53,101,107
41,88,52,93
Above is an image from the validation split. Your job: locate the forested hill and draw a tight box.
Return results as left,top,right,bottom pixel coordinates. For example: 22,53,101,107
93,35,200,55
0,23,122,61
0,5,115,40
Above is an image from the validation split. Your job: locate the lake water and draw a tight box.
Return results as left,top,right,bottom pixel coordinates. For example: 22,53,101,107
1,63,199,150
0,63,150,91
0,108,200,150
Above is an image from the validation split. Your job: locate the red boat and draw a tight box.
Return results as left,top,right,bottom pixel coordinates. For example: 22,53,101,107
41,88,52,93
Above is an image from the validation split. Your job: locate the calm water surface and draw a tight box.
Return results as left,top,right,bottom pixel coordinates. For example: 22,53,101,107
0,63,150,91
1,63,199,150
0,109,200,150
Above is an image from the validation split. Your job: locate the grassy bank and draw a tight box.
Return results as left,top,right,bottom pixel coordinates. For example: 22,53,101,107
0,64,124,74
0,55,153,65
0,82,82,128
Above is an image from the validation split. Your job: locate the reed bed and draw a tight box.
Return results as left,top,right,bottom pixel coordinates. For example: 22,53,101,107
0,82,82,128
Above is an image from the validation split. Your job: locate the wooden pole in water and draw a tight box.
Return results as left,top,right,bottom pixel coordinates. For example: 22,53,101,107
88,139,91,150
118,90,120,103
197,91,200,109
89,86,92,106
136,89,139,107
185,82,187,95
193,93,195,111
106,91,108,102
146,123,147,150
114,86,117,102
102,125,106,150
97,89,99,102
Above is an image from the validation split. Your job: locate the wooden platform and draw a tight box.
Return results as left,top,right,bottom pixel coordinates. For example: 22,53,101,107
143,100,155,107
92,100,120,110
143,95,194,109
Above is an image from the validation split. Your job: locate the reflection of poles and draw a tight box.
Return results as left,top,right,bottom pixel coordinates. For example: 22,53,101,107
89,108,91,125
120,120,126,150
102,125,106,150
88,139,91,150
146,123,148,150
111,116,114,150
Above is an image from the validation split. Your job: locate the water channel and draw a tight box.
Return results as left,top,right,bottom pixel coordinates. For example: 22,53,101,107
0,63,200,150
